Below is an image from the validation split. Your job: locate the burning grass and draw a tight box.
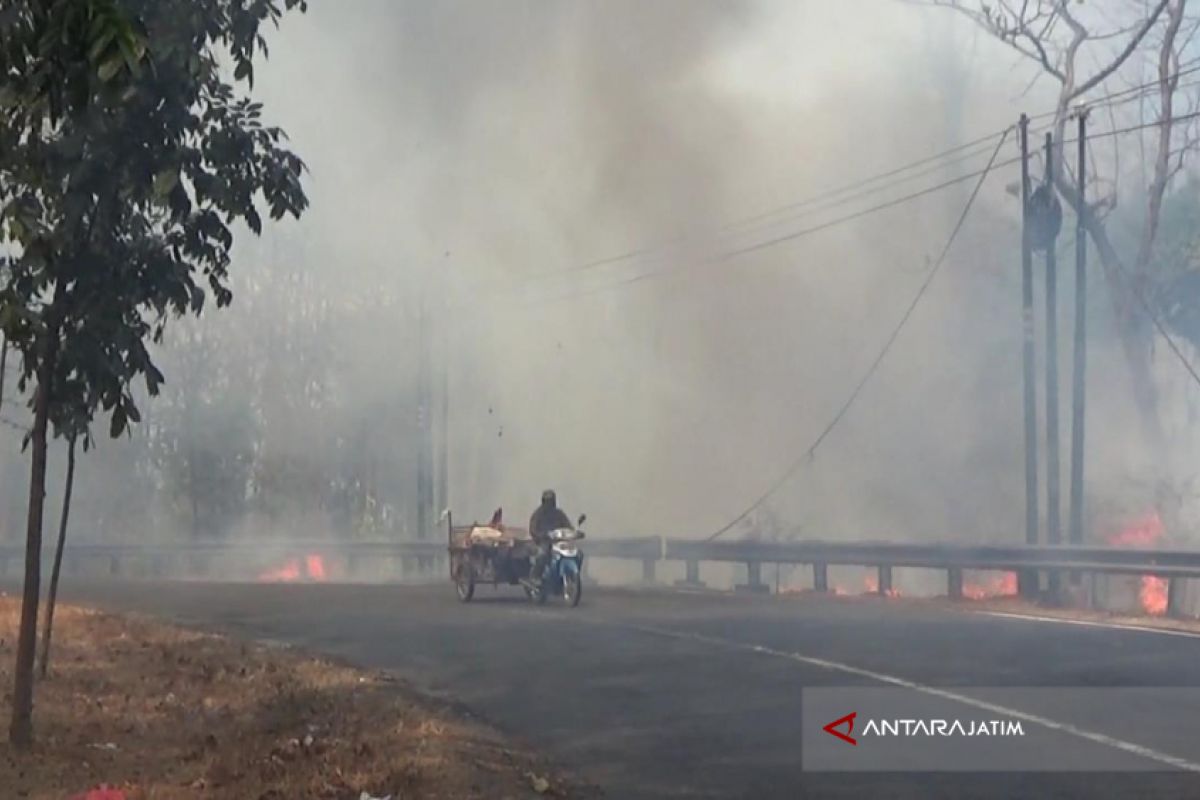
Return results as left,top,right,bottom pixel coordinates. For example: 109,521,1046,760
861,575,900,598
1107,512,1169,616
962,571,1018,600
0,597,578,799
258,554,330,583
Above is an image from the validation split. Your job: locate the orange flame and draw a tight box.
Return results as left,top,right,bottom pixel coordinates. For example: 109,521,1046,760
258,554,329,583
963,571,1018,600
1107,512,1167,616
259,559,302,582
1141,576,1169,616
863,574,900,598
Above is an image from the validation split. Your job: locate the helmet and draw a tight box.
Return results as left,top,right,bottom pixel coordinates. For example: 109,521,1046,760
541,489,557,507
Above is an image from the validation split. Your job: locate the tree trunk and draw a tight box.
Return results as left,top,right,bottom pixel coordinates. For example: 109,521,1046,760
1053,167,1168,459
39,435,76,679
9,334,57,748
1087,215,1166,456
0,336,8,411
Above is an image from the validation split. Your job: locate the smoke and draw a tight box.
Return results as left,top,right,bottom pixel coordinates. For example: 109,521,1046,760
0,0,1182,565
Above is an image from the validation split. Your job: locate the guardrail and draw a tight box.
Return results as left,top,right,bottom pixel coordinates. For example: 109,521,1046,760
0,539,448,581
660,538,1200,616
1,535,1198,617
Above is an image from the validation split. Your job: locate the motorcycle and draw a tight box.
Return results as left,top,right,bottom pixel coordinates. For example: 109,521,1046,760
522,514,587,607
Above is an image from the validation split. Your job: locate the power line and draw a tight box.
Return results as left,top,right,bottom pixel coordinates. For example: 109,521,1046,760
457,133,1011,302
483,109,1200,310
482,156,1023,311
703,128,1012,542
1082,97,1200,388
728,66,1200,237
456,63,1200,304
1140,286,1200,385
445,106,1200,329
694,112,1197,542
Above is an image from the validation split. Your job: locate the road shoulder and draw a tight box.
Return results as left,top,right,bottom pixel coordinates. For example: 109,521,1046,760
0,597,584,800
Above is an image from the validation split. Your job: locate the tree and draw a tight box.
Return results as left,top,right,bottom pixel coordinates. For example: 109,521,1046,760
39,433,77,679
0,0,308,748
1151,178,1200,346
926,1,1195,490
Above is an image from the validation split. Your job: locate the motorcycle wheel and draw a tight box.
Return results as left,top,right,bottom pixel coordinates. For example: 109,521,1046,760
455,570,475,603
563,572,582,607
523,582,543,604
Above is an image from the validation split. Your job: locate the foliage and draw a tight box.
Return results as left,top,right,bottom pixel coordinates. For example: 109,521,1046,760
0,0,308,749
1150,179,1200,350
0,0,308,444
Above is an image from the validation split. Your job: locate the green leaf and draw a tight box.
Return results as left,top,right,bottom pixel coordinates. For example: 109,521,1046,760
88,29,117,64
145,363,165,395
153,168,179,198
97,54,124,82
110,405,126,438
116,33,143,78
246,207,262,235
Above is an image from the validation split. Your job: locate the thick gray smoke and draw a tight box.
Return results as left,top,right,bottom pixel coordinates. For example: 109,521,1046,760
0,0,1185,571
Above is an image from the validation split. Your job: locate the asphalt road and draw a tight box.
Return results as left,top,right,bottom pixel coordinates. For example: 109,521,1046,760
50,581,1200,799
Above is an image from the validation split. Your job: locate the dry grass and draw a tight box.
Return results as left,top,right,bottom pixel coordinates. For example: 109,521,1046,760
0,597,575,799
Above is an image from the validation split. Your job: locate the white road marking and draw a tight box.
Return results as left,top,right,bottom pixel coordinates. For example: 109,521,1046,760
973,609,1200,640
573,616,1200,773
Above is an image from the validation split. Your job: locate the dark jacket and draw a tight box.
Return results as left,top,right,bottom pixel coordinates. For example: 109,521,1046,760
529,504,572,543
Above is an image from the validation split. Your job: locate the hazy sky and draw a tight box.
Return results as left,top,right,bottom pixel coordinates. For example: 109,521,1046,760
36,0,1189,544
228,0,1112,537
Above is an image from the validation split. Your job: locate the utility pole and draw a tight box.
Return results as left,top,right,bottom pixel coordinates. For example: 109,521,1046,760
1068,110,1089,555
416,293,434,541
437,281,449,523
1019,114,1040,598
1044,132,1062,598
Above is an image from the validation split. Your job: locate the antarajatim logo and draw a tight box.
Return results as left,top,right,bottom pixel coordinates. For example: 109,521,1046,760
822,711,857,745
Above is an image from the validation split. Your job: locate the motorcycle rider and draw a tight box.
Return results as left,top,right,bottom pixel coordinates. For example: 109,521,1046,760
528,489,573,585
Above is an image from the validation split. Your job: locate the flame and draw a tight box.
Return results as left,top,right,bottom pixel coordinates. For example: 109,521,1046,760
1140,576,1169,616
305,555,327,581
1108,512,1165,547
259,559,302,582
863,574,900,598
1107,512,1167,616
963,571,1018,600
258,554,329,583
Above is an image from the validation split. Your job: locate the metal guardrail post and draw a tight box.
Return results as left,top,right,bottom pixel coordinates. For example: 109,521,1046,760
1168,578,1186,619
736,561,770,594
1018,569,1038,600
813,563,828,593
675,559,706,589
947,567,963,600
878,565,893,595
